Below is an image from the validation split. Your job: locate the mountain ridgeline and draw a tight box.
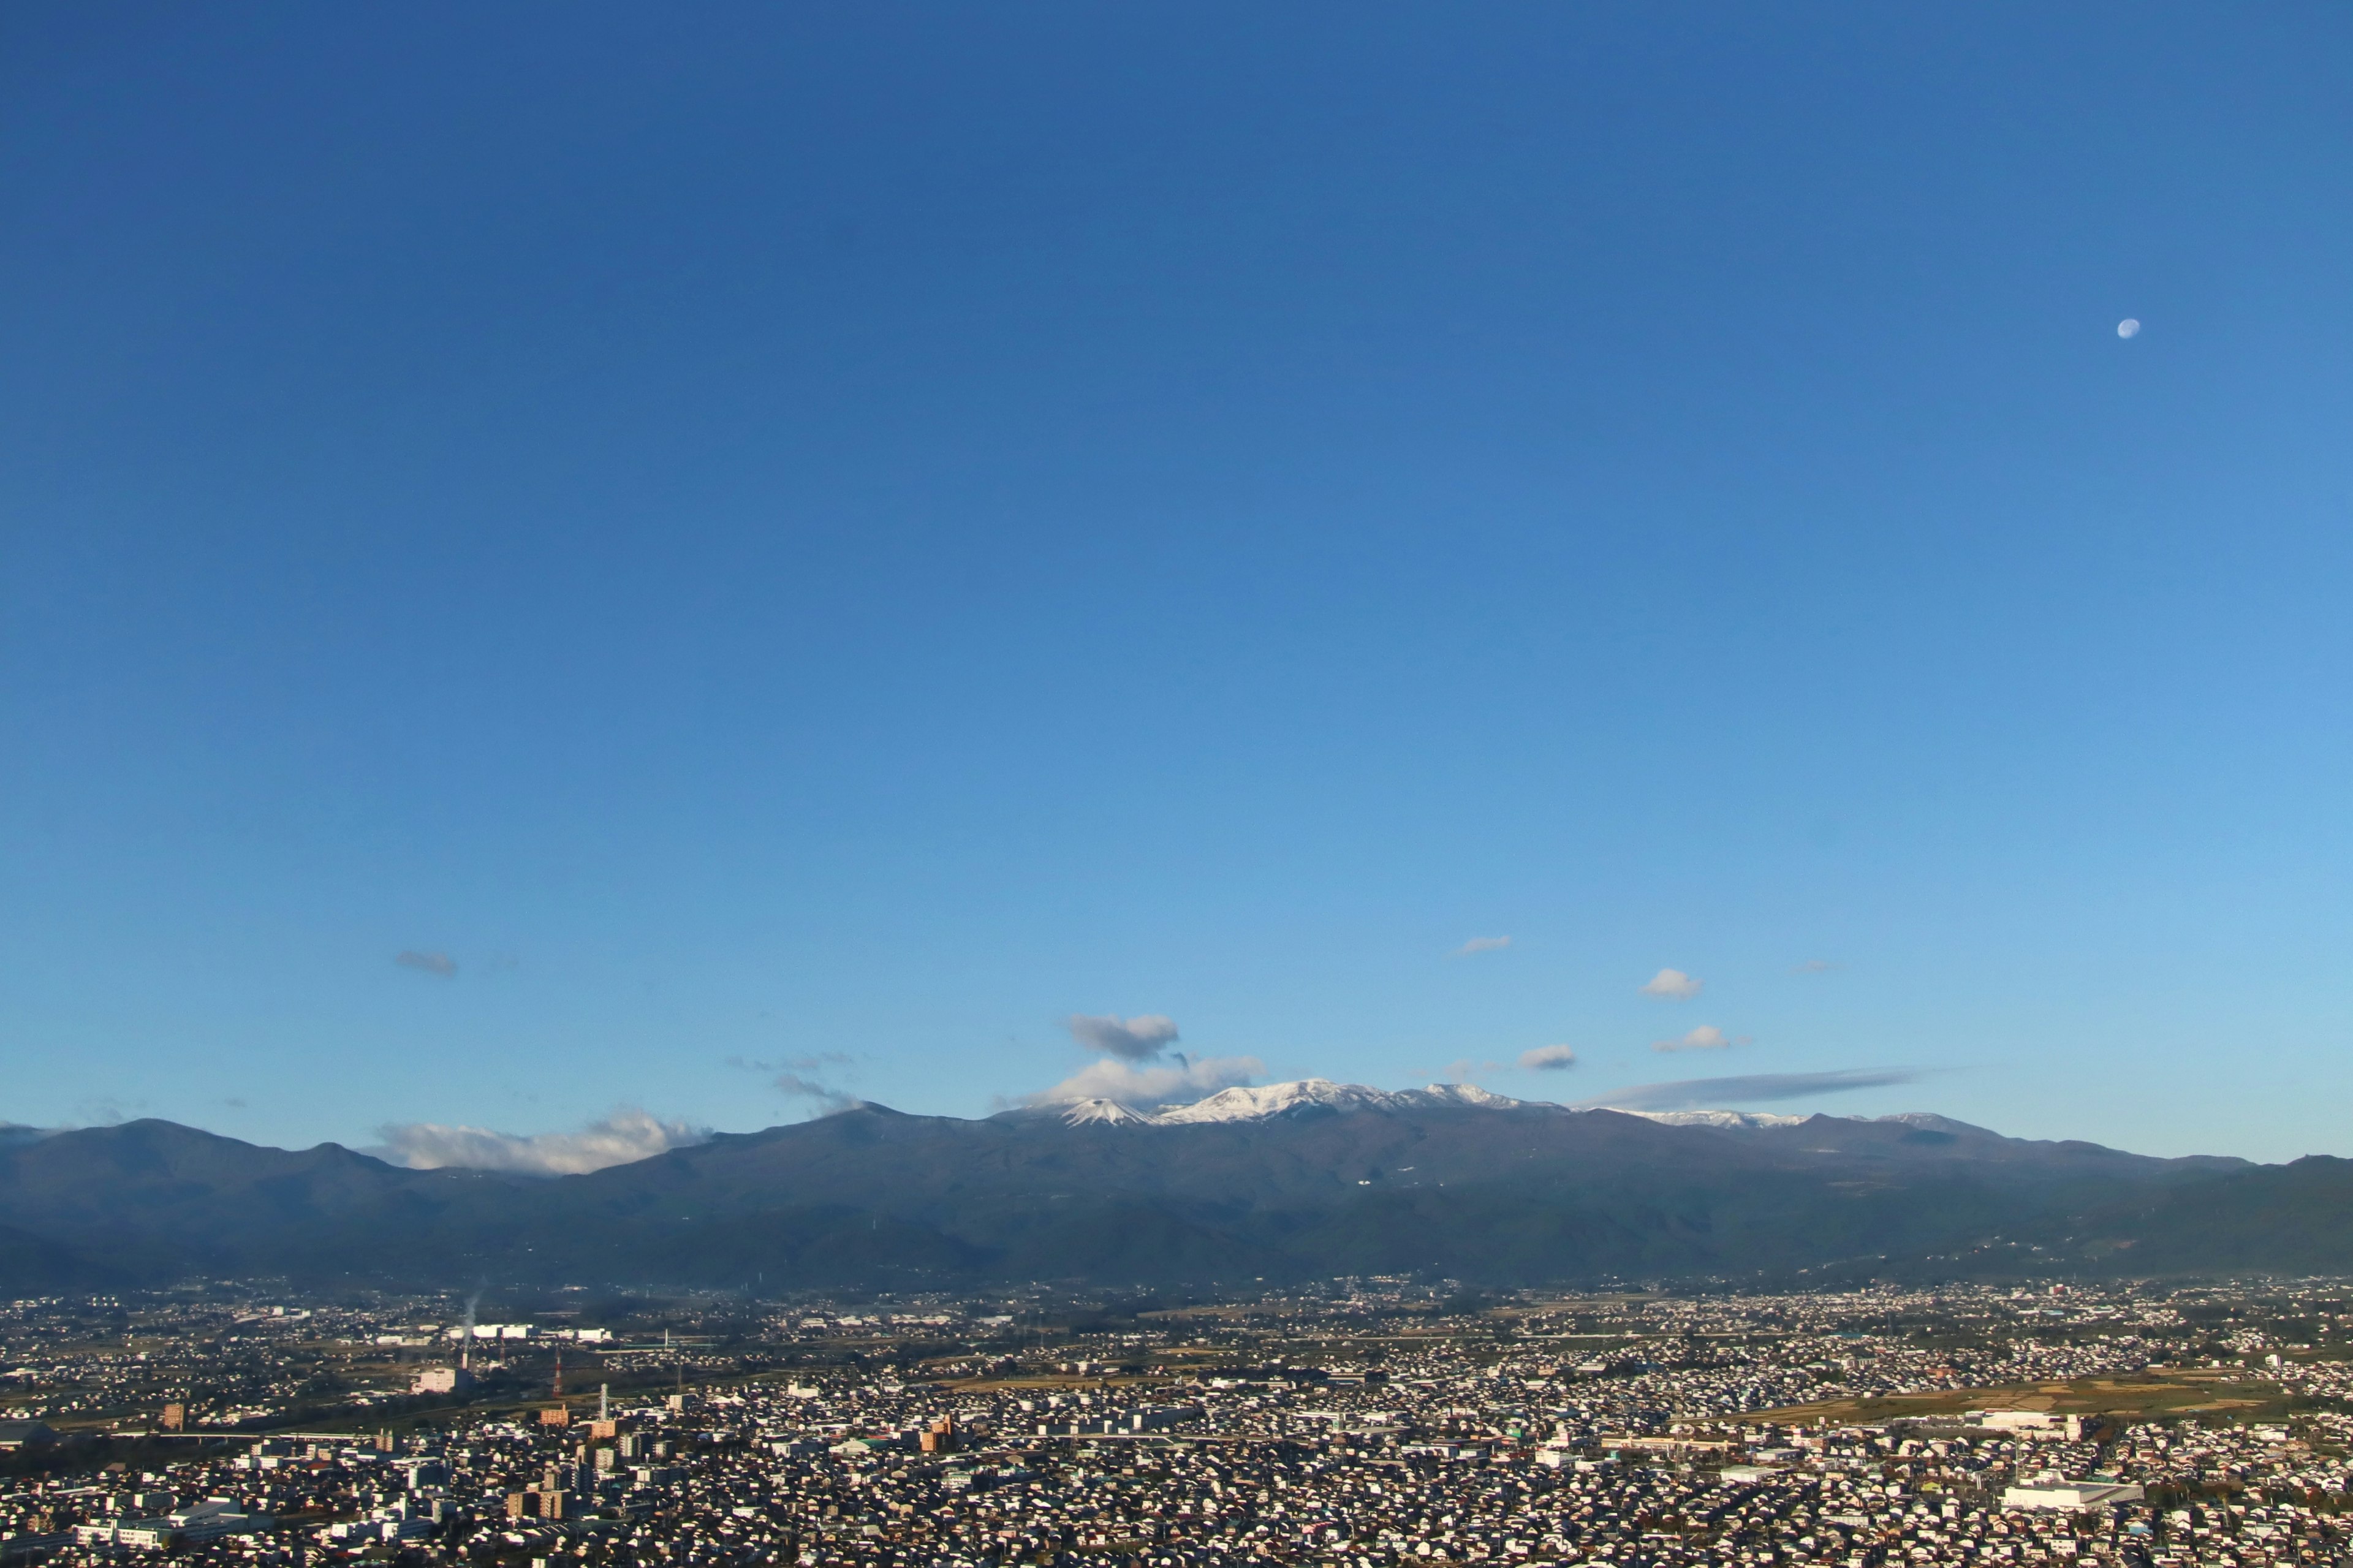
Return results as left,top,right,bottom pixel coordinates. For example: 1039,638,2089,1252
0,1081,2341,1293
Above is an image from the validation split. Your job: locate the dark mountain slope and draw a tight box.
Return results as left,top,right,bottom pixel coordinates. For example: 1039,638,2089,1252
0,1120,532,1281
1697,1112,2248,1184
485,1097,2265,1288
0,1220,118,1295
2066,1156,2353,1276
0,1093,2322,1290
543,1100,1754,1221
0,1119,423,1225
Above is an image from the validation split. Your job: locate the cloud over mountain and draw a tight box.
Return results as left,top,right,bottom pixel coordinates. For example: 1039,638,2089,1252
1028,1053,1265,1108
1518,1045,1578,1071
370,1109,707,1175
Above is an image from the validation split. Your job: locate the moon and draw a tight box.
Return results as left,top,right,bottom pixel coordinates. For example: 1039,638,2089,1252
2116,318,2142,338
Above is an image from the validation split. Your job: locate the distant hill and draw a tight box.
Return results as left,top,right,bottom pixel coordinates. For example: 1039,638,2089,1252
0,1083,2328,1293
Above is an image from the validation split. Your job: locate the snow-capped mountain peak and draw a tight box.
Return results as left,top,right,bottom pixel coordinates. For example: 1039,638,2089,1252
1873,1112,1990,1136
1624,1109,1809,1130
1612,1109,1986,1137
1032,1081,1952,1133
1153,1078,1542,1123
1054,1097,1167,1127
1156,1079,1392,1123
1014,1078,1562,1126
1413,1083,1525,1110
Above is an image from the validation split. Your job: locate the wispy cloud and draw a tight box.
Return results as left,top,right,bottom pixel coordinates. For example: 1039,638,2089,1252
726,1053,859,1115
771,1073,860,1114
727,1051,853,1075
369,1109,708,1175
1579,1068,1923,1112
1450,936,1512,958
1066,1013,1181,1061
395,950,457,978
1652,1025,1746,1052
1790,959,1838,975
1025,1054,1264,1108
1639,967,1701,999
1518,1044,1578,1072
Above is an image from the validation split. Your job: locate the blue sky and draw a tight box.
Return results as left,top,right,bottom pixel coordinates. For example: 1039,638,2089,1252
4,4,2350,1165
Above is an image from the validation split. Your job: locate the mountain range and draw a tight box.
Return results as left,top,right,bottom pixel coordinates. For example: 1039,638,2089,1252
2,1080,2347,1294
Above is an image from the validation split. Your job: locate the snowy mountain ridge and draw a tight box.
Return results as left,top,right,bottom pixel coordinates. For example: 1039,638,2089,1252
1624,1109,1810,1130
1034,1079,1540,1127
1031,1077,1956,1131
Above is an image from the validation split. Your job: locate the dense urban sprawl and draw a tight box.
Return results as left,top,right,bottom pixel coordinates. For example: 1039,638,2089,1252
9,1281,2353,1568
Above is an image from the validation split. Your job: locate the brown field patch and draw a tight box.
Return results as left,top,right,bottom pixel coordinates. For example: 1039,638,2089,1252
1752,1374,2294,1427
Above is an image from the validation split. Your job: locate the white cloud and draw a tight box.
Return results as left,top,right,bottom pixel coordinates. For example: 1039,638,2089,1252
1450,936,1512,958
1026,1054,1265,1108
395,950,457,978
370,1109,708,1176
1652,1025,1740,1052
1518,1044,1578,1072
1066,1013,1181,1061
1639,967,1702,999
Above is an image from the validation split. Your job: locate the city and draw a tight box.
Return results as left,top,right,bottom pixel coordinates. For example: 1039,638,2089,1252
4,1279,2351,1567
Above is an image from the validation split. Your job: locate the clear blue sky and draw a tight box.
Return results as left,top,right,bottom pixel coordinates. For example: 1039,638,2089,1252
4,4,2350,1164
